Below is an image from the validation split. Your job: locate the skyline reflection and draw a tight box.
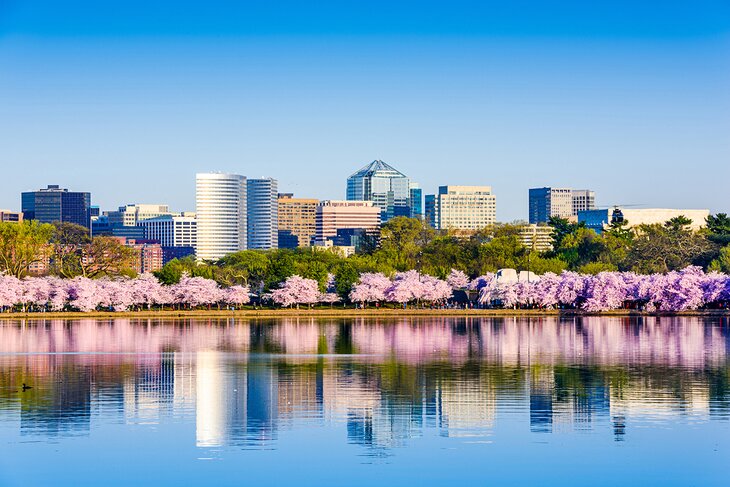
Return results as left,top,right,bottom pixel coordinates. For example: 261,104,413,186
0,316,728,451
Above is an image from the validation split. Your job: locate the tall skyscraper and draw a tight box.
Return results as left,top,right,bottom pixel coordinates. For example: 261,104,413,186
195,173,246,261
346,160,411,221
247,178,278,250
528,187,596,224
425,186,497,231
21,185,92,228
277,193,318,248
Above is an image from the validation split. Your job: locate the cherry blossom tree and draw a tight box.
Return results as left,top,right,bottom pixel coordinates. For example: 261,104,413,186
446,269,469,290
271,275,320,308
349,273,392,305
224,285,251,307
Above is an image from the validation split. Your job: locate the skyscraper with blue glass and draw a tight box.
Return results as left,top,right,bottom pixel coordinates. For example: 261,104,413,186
346,160,415,222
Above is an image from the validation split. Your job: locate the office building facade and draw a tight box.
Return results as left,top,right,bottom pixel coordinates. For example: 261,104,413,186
195,173,247,261
21,185,92,228
425,186,497,231
409,183,423,219
106,204,173,227
247,178,278,250
529,187,596,224
277,193,318,248
140,215,197,249
346,160,411,222
315,200,381,241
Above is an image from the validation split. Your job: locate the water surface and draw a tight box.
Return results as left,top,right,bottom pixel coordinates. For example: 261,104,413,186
0,316,728,486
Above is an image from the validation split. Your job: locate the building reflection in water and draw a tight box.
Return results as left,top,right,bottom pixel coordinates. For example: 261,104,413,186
0,316,728,450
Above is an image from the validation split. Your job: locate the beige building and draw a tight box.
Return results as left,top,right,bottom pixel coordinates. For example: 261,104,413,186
0,210,23,223
315,200,381,241
519,224,554,252
106,204,173,227
425,185,497,231
277,193,318,248
579,207,710,233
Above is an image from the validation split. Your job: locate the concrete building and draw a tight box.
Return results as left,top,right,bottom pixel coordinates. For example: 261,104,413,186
578,207,710,234
106,204,173,227
21,185,92,228
315,200,381,242
126,239,164,274
425,185,497,231
195,173,247,261
529,187,595,224
139,214,197,248
247,178,278,250
518,224,554,252
346,160,412,221
0,210,23,223
277,193,318,248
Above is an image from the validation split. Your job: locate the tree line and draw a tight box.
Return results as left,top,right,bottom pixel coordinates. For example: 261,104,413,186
1,213,729,303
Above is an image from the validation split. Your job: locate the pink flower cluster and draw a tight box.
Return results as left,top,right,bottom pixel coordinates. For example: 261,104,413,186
349,270,452,304
0,273,250,312
475,266,730,312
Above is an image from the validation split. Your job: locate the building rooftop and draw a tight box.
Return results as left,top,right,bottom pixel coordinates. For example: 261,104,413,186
348,160,407,179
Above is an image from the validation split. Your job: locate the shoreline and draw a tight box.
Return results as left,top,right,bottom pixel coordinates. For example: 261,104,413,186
0,308,728,319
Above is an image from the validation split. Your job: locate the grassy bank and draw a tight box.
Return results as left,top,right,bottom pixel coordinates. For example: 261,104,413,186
0,308,728,320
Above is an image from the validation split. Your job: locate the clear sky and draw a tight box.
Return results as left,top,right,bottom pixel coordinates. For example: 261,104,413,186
1,0,729,221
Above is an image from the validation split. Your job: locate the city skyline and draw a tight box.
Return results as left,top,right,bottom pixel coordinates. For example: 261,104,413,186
1,2,728,220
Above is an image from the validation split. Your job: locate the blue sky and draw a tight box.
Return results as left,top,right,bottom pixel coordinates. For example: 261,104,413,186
1,1,729,221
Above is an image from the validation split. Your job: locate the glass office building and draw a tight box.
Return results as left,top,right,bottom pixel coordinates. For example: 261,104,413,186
21,185,92,228
346,160,411,222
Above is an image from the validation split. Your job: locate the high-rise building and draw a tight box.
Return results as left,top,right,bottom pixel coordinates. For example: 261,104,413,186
528,187,596,224
571,190,596,216
106,204,173,227
409,183,423,219
315,200,381,242
277,193,318,248
195,173,246,261
518,224,554,252
247,178,278,250
139,214,197,248
21,185,92,228
425,186,497,231
346,160,411,222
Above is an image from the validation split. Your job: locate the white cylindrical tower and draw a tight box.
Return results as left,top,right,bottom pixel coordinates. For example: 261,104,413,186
195,173,246,260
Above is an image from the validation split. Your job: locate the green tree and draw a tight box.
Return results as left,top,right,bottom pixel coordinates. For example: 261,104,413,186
708,245,730,273
0,220,54,277
706,213,730,245
626,222,713,273
376,217,435,271
49,222,91,278
79,237,138,278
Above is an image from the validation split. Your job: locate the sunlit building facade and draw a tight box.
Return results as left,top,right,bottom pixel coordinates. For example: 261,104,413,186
195,173,246,260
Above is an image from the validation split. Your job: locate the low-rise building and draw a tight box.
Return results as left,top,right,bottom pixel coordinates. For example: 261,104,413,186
0,210,23,223
578,207,710,234
518,224,554,252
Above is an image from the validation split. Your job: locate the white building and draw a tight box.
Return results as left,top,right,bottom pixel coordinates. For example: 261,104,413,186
195,173,247,260
247,178,278,250
579,207,710,233
425,185,497,231
140,214,197,248
106,204,173,226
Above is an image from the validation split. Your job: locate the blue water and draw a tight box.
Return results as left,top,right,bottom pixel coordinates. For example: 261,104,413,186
0,316,728,486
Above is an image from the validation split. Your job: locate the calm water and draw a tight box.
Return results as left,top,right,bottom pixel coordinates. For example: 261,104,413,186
0,316,728,487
